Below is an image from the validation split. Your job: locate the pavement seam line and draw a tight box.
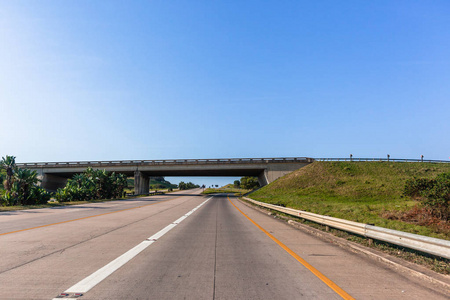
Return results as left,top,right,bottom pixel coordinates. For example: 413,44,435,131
227,195,355,300
0,196,183,237
52,196,213,299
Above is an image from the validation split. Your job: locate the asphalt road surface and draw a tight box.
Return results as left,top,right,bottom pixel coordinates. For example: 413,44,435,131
0,189,447,299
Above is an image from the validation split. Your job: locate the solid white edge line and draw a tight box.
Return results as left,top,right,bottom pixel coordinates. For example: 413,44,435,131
65,241,153,293
60,197,212,295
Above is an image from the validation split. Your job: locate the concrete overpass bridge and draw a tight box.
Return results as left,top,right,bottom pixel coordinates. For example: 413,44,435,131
16,157,314,194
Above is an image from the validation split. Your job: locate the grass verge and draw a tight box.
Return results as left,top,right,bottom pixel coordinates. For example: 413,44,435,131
202,186,251,195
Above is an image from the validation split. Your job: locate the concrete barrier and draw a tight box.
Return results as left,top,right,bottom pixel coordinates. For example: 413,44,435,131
243,197,450,259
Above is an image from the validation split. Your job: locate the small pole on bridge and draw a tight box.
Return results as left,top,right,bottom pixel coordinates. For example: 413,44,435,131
387,154,390,162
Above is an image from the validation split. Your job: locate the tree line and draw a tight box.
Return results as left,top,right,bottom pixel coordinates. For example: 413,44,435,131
0,155,51,206
1,155,129,206
55,167,128,202
234,176,259,189
178,181,200,190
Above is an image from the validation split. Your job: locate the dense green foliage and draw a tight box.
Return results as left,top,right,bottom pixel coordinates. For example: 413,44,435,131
150,177,177,190
202,184,251,195
250,161,450,239
0,169,5,190
240,176,259,189
1,155,51,206
125,177,177,191
233,180,240,188
55,167,128,202
178,181,200,190
404,172,450,221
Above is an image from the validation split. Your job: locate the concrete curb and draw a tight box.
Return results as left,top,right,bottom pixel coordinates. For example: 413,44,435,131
237,197,450,294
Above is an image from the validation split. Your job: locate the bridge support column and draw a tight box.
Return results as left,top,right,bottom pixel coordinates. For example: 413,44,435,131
134,171,149,195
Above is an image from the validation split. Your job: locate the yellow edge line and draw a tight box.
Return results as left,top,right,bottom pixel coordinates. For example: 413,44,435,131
228,195,355,300
0,196,183,237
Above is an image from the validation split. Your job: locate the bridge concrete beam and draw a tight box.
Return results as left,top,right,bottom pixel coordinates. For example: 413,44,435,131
18,158,314,191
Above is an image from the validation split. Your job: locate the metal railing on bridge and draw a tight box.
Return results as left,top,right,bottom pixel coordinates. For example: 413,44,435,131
316,157,450,163
16,157,314,168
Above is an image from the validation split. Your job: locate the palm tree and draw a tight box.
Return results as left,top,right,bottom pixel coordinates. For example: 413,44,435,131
110,173,128,198
91,169,111,199
116,173,128,198
71,173,85,187
1,155,16,192
14,168,39,205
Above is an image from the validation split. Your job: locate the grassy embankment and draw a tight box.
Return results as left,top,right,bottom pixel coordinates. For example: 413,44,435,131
203,184,251,195
250,161,450,240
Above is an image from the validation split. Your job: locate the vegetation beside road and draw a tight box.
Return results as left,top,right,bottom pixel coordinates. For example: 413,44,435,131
1,155,51,206
178,181,200,190
1,155,130,208
55,168,127,202
126,177,177,192
202,184,251,195
202,177,259,195
249,161,450,240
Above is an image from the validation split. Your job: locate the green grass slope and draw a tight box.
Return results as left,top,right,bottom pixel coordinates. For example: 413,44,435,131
250,161,450,239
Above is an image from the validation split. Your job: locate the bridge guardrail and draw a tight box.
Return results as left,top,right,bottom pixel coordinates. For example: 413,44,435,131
16,157,314,168
17,157,450,168
243,197,450,259
316,158,450,163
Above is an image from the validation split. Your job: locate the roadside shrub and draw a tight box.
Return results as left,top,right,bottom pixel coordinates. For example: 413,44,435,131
55,187,72,202
55,168,128,202
420,174,450,221
404,178,435,198
240,176,259,189
404,172,450,221
178,181,199,190
1,191,15,206
29,186,52,204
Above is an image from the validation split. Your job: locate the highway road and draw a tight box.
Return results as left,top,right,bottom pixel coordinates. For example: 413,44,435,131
0,189,447,299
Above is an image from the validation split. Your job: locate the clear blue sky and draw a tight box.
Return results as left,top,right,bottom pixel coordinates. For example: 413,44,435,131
1,1,449,186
